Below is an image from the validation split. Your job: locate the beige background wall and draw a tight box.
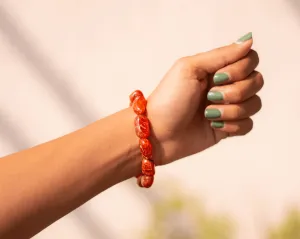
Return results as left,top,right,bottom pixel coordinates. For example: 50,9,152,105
0,0,299,238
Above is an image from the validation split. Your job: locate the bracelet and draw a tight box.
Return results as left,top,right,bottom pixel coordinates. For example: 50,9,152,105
129,90,155,188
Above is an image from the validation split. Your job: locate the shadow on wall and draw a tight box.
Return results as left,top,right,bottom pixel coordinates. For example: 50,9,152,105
288,0,300,23
0,1,163,200
0,4,162,239
1,3,300,239
0,5,92,127
0,4,117,239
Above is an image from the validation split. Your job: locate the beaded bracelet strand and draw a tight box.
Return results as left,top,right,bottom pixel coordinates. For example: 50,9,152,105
129,90,155,188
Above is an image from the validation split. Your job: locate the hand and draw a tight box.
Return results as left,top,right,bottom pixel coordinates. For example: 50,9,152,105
147,33,263,165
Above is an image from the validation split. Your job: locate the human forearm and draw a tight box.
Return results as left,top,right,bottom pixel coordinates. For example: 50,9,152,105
0,108,140,238
0,33,264,238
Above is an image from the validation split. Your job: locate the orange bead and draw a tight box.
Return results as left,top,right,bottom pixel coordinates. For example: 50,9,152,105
140,175,154,188
132,96,147,115
139,138,152,159
129,90,143,106
142,158,155,176
134,115,150,138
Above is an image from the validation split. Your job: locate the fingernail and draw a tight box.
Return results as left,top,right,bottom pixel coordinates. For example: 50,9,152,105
213,73,229,84
211,121,224,128
205,109,221,119
207,91,223,101
235,32,252,44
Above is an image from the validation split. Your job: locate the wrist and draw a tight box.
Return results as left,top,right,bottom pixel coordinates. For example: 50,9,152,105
112,108,142,180
127,90,162,187
83,108,141,184
146,105,173,165
120,107,162,177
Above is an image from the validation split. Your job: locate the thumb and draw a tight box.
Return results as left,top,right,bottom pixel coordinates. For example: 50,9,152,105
192,32,253,73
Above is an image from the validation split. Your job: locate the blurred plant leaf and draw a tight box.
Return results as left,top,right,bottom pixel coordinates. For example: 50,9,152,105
142,187,233,239
268,209,300,239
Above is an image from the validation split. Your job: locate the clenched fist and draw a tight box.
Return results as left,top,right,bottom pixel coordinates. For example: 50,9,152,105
147,32,263,165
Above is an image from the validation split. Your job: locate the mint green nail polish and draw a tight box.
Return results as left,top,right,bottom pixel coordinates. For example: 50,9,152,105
236,32,252,43
213,73,229,84
207,91,223,101
205,109,221,119
211,121,224,128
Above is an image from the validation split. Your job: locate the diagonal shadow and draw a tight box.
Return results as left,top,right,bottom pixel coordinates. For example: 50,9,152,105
0,5,92,127
287,0,300,26
0,3,160,200
0,4,163,238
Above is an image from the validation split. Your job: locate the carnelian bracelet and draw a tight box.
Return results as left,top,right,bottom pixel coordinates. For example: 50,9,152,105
129,90,155,188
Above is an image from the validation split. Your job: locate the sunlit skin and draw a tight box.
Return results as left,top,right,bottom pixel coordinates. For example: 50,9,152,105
0,33,263,238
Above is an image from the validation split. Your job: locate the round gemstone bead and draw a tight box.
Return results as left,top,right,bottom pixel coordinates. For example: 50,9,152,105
139,138,152,159
142,158,155,176
141,175,154,188
129,90,143,106
134,115,150,138
132,96,147,115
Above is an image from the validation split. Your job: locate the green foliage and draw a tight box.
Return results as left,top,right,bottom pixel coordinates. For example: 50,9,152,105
140,182,300,239
268,210,300,239
142,190,233,239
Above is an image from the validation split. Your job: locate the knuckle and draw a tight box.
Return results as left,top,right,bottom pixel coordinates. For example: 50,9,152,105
249,95,262,115
174,57,192,70
229,118,254,136
255,96,263,112
254,71,264,89
248,119,254,132
174,57,195,76
238,119,253,135
249,50,260,65
244,118,254,133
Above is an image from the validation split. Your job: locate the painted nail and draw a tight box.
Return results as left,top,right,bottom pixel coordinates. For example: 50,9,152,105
211,121,224,128
205,109,221,119
207,91,223,101
213,73,229,84
236,32,252,44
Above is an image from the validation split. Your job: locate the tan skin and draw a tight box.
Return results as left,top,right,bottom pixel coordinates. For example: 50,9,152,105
148,37,262,164
0,35,263,238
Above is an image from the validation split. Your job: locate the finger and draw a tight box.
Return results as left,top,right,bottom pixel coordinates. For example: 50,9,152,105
210,118,254,136
191,32,253,74
204,95,262,121
212,50,259,85
207,71,264,104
